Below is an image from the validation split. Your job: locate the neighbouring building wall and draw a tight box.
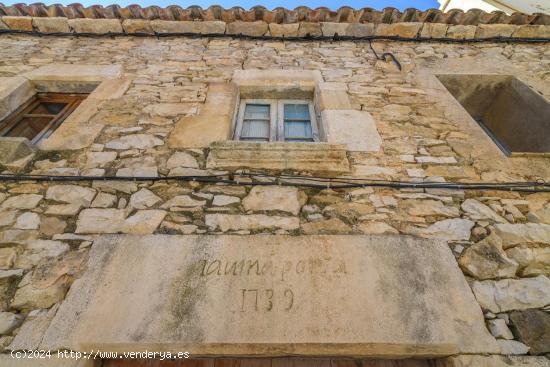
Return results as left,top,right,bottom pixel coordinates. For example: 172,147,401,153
439,0,502,13
0,19,549,366
439,0,550,15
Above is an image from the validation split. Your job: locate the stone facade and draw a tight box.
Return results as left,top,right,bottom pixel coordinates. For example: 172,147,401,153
0,17,549,366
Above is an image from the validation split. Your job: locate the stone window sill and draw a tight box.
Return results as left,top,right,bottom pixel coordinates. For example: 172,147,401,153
206,140,350,174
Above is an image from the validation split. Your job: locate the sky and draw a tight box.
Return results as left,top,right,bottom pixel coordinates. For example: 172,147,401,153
0,0,441,10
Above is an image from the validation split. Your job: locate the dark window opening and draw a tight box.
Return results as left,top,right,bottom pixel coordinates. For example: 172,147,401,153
437,74,550,155
0,93,87,144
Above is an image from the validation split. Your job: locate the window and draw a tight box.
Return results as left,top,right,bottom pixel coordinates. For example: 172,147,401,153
234,99,319,142
437,74,550,155
0,93,87,144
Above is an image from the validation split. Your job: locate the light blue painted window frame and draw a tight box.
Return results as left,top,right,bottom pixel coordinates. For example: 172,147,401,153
235,99,319,142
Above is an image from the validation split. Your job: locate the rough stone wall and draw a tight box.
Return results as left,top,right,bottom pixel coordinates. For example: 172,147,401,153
0,34,549,363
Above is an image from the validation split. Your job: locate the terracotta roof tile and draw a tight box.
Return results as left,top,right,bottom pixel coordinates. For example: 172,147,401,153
0,3,549,25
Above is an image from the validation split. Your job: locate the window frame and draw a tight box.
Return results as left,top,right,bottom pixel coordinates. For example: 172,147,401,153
277,99,319,142
235,98,319,142
0,92,87,144
234,99,277,142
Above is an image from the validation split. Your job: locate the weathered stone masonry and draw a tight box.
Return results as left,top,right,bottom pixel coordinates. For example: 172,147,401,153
0,11,549,367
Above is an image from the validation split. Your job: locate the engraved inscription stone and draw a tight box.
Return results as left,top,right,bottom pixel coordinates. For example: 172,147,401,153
41,235,499,357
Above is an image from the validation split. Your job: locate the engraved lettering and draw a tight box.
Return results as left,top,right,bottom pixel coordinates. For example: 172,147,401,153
265,289,274,311
206,260,221,275
240,289,246,312
280,261,292,281
250,289,258,310
197,258,348,278
199,259,208,276
284,289,294,311
261,260,274,276
225,260,244,276
334,260,348,274
246,260,261,275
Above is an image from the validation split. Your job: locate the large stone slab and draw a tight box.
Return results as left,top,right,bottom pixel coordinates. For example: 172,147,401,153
42,235,498,357
206,141,350,174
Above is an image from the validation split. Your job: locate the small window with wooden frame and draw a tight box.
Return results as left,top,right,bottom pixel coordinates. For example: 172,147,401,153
234,99,319,142
0,93,87,144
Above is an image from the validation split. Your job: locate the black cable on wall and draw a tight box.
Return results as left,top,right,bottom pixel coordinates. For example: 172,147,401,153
0,173,548,193
1,29,550,43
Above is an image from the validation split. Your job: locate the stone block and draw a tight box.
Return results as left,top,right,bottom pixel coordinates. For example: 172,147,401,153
195,21,226,34
9,306,58,351
0,312,22,334
446,25,477,39
301,218,352,234
166,151,199,169
269,23,299,37
0,76,35,121
143,103,197,117
418,218,475,241
298,22,322,37
89,78,131,100
513,25,550,38
168,83,237,148
150,20,194,33
506,246,550,277
510,309,550,355
494,223,550,246
206,214,300,232
1,16,33,31
315,82,351,110
46,185,96,206
68,18,122,34
471,276,550,313
458,237,518,280
105,133,163,150
38,123,104,150
226,21,268,36
234,69,322,98
321,22,349,37
121,19,153,34
23,64,122,84
0,18,7,30
206,141,350,174
242,186,306,215
42,234,498,356
11,275,70,311
0,138,35,169
75,209,166,234
420,23,448,38
475,24,517,39
437,355,550,367
62,98,101,124
461,199,507,223
169,114,233,149
150,20,225,34
347,23,375,37
375,23,422,38
322,110,382,152
498,339,530,355
487,318,514,340
2,195,43,212
32,17,71,33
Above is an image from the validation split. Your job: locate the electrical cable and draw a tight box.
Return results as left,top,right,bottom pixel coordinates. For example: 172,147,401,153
1,29,550,44
368,40,402,71
0,173,548,192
